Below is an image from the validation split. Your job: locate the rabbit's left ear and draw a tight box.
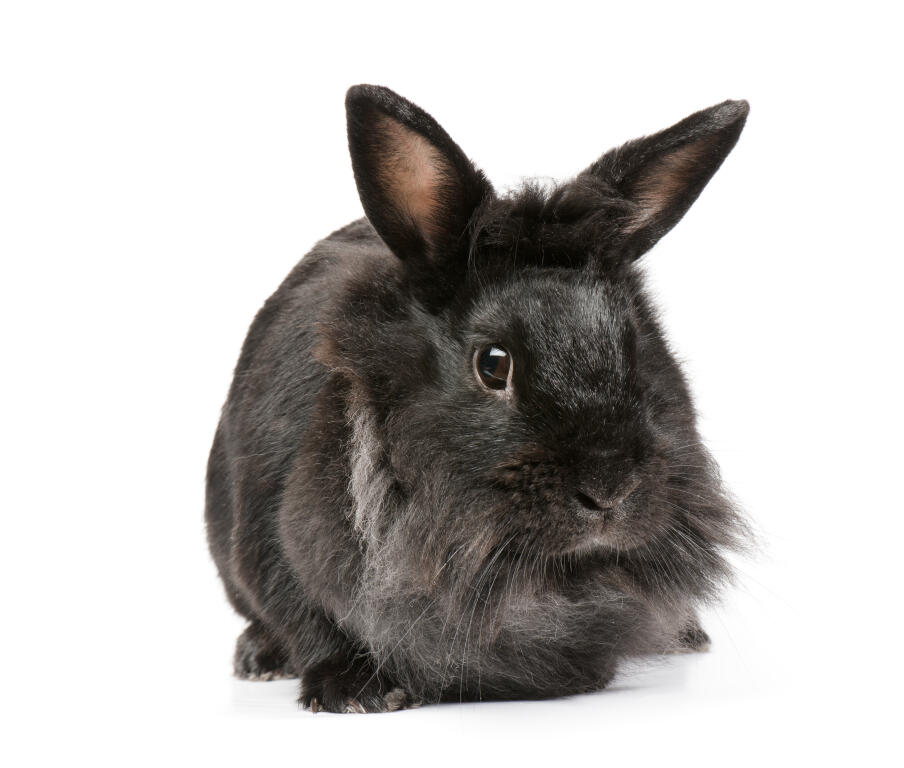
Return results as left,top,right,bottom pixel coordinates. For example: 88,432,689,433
346,85,493,295
584,100,749,261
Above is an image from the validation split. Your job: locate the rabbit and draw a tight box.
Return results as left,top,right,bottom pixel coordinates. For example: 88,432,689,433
206,84,751,713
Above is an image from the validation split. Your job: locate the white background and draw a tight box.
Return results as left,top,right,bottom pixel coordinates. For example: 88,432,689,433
2,2,902,765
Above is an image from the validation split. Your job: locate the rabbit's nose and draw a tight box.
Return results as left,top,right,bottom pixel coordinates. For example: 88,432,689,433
574,476,641,512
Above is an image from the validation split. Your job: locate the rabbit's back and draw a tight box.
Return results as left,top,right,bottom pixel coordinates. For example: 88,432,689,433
205,217,388,625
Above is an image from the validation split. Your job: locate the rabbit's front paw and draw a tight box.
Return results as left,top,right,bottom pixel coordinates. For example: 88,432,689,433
674,621,711,653
300,655,419,713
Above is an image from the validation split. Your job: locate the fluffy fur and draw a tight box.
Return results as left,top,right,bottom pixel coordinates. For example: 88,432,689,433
205,85,750,713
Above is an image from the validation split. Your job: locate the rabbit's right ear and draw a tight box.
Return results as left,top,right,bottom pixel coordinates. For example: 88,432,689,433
582,99,749,262
345,86,493,289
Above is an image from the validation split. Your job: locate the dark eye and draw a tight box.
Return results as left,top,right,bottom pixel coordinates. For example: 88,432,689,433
474,345,512,391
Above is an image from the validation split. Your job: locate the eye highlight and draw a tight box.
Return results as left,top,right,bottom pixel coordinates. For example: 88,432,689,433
474,345,512,391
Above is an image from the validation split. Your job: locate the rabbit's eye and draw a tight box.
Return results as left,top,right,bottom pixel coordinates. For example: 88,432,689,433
474,345,512,391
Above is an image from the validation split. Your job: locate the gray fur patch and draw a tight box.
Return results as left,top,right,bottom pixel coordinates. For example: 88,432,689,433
348,404,392,542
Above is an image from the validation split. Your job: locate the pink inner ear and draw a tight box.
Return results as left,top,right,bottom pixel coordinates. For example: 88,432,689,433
375,114,444,240
623,136,715,234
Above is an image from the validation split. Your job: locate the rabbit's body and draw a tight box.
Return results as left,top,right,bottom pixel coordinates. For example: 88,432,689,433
206,86,749,712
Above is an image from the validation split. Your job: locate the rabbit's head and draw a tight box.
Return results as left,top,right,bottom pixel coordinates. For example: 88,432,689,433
321,86,748,636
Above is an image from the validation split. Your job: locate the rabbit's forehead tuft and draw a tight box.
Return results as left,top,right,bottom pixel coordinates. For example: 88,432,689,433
467,272,630,335
464,271,634,380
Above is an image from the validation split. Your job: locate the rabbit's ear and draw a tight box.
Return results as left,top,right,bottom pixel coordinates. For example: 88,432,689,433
584,100,748,260
346,85,493,272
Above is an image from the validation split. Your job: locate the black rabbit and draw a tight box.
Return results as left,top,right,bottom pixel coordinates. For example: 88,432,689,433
206,85,750,713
